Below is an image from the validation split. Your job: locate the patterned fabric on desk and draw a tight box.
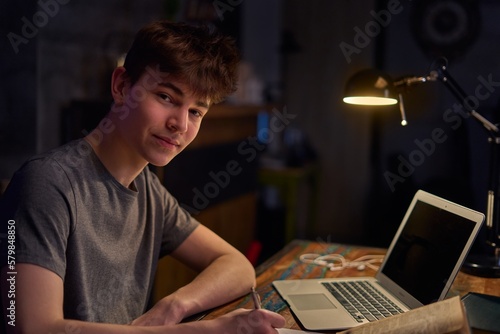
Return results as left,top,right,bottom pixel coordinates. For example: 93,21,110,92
260,243,363,313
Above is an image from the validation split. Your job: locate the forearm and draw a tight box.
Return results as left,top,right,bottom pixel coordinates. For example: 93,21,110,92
169,252,256,317
138,225,258,326
21,320,158,334
14,318,216,334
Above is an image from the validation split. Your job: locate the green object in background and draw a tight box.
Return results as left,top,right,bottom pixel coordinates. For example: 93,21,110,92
163,0,181,21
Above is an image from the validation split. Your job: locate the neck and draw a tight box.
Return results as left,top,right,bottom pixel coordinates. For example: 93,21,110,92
84,129,147,189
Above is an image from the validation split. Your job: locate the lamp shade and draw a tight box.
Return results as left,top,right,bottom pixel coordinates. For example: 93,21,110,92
343,69,398,105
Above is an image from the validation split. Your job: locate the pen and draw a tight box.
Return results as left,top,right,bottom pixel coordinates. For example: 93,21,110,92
251,287,262,309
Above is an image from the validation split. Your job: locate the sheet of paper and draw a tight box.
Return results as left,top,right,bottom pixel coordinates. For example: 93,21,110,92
277,329,322,334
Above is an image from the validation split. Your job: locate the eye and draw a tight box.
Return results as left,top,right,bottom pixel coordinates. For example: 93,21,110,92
157,93,172,103
190,109,204,118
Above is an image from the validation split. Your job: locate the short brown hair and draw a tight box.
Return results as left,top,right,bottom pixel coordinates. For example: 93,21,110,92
123,20,240,104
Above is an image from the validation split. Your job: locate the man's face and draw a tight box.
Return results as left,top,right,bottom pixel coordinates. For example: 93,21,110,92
113,69,210,167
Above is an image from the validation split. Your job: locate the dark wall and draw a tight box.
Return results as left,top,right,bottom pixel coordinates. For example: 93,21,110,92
0,1,38,178
283,0,500,246
366,0,500,246
2,1,499,247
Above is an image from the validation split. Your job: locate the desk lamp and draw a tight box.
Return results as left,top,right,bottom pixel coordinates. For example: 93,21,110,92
343,58,500,277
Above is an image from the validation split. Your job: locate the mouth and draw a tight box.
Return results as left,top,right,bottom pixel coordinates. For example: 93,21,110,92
154,135,180,150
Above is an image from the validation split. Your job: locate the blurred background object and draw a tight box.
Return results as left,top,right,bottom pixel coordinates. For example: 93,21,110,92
2,0,500,264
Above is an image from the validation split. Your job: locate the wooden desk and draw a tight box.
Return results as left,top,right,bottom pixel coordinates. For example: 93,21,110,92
203,239,500,331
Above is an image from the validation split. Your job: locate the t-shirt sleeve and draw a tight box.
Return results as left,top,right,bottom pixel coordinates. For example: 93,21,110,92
0,157,73,279
146,171,199,257
160,195,199,256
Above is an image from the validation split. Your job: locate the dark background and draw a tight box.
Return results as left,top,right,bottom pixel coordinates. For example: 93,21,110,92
2,0,500,249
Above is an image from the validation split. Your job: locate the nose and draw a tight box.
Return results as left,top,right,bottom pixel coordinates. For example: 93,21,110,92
167,107,189,133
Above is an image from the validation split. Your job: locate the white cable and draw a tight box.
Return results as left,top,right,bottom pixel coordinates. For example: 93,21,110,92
299,253,384,271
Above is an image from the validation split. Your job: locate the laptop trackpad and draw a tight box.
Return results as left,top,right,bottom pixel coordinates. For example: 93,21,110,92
288,294,337,310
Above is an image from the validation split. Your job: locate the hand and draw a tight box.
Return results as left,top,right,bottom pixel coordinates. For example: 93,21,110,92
214,308,286,334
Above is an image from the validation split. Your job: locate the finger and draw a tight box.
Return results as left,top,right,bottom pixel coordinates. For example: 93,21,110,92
250,309,286,329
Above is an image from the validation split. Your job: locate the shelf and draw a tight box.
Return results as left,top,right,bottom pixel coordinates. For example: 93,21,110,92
189,104,271,149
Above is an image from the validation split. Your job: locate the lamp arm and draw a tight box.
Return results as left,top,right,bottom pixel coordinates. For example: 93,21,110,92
393,66,499,134
430,66,499,134
432,63,500,254
393,75,433,87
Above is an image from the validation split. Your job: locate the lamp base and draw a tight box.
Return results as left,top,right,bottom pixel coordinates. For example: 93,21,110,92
461,253,500,278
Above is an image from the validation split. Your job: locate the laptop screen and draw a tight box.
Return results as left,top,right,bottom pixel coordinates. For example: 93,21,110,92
380,200,476,305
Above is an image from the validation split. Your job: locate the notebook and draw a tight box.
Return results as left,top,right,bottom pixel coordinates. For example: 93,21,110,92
461,292,500,333
273,189,484,331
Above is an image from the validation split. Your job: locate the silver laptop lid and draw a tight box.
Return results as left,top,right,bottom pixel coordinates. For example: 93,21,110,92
375,189,484,309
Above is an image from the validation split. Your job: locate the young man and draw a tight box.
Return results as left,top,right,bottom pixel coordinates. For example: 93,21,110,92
0,21,285,333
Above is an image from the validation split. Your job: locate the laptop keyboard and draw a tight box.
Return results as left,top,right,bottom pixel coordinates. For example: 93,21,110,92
321,281,404,323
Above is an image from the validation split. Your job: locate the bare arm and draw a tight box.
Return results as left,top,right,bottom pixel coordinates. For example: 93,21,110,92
1,264,283,334
1,264,167,334
132,224,256,326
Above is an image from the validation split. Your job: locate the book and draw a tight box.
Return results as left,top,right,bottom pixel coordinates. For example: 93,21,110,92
461,292,500,333
337,296,470,334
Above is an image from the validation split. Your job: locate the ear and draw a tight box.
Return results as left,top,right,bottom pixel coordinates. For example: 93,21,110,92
111,67,130,105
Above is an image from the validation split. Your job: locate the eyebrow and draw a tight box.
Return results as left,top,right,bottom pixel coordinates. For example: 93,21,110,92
158,82,209,109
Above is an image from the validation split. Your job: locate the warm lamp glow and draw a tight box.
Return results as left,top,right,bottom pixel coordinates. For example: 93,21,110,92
343,96,398,106
343,58,500,277
343,69,397,106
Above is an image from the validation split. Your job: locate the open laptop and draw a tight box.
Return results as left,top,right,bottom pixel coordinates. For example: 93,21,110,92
273,189,484,331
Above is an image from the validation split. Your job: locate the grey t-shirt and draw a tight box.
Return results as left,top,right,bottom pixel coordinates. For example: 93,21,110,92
0,139,199,324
